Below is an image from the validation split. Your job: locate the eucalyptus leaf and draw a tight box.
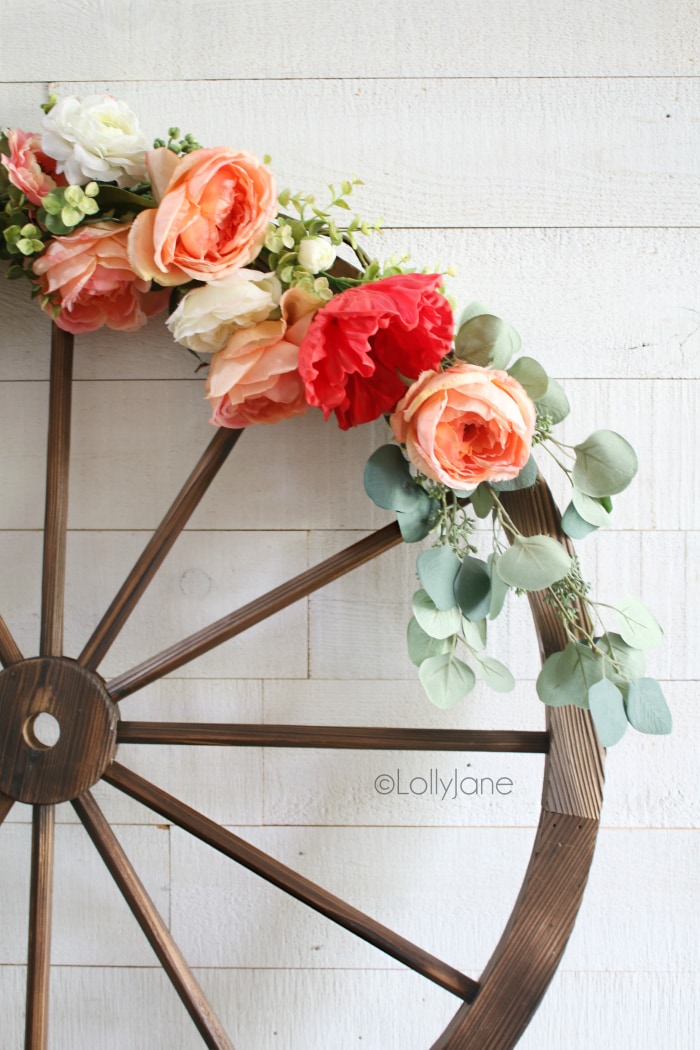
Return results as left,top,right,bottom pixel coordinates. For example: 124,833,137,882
507,356,549,400
461,616,487,652
454,312,520,370
535,378,570,424
615,597,664,650
487,553,510,619
397,495,438,542
588,679,628,746
625,678,673,735
595,632,646,684
571,487,613,527
572,430,638,497
454,556,491,620
472,652,516,692
469,483,494,519
412,589,462,640
536,641,604,708
418,653,476,708
407,617,453,666
364,444,422,511
490,456,538,492
417,546,461,611
561,501,599,540
497,535,572,591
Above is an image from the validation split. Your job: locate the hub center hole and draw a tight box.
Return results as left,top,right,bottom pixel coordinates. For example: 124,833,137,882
23,711,61,750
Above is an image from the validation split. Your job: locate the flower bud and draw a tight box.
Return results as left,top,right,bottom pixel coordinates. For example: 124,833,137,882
298,236,336,274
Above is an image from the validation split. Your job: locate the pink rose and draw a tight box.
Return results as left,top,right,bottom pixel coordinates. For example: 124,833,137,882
33,221,170,334
128,147,277,286
1,129,67,206
206,287,322,427
390,362,536,489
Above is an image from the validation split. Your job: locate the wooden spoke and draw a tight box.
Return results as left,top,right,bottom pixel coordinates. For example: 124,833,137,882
0,791,14,825
0,615,23,668
40,326,74,657
25,804,55,1050
72,791,235,1050
107,522,402,702
103,761,479,1002
79,427,243,673
118,722,549,753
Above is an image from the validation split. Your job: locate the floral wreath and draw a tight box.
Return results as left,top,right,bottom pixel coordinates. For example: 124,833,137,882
0,93,671,746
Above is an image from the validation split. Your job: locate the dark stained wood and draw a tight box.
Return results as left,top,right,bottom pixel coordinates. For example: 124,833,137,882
25,804,55,1050
40,326,74,657
107,522,403,702
0,791,14,825
79,426,243,673
0,616,23,668
103,761,479,1002
72,791,236,1050
117,722,549,753
0,658,118,805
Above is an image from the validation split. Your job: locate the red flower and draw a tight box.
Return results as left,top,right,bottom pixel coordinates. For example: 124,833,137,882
297,273,453,429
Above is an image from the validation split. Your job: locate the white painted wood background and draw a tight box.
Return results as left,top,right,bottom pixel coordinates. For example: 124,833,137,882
1,1,698,1046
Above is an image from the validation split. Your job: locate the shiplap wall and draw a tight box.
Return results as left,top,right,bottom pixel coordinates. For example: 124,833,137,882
1,1,698,1047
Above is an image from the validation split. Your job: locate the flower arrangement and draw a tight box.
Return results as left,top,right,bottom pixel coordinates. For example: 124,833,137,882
0,93,671,745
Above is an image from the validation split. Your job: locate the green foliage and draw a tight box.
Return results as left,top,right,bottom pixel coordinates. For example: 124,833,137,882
571,487,613,527
487,554,510,619
469,483,494,519
594,632,646,685
454,556,491,620
535,378,570,424
588,679,628,746
490,456,538,492
536,641,604,708
625,678,673,735
412,589,462,640
573,430,638,497
406,617,452,666
416,546,461,610
454,306,521,369
497,535,572,591
471,652,515,692
461,616,487,651
418,652,476,708
561,501,599,539
615,597,664,650
507,356,549,400
364,444,422,511
397,492,439,542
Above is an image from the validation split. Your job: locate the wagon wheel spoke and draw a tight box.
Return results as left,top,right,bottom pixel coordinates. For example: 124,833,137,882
72,790,235,1050
0,616,23,668
107,522,402,702
79,427,243,673
0,792,14,825
117,721,549,753
103,760,479,1002
25,804,56,1050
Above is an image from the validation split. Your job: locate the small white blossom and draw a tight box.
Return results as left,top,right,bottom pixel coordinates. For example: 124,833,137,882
298,237,336,274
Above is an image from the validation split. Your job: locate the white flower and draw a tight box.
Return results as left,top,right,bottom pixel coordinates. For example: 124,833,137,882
166,270,282,354
297,237,336,274
41,94,148,188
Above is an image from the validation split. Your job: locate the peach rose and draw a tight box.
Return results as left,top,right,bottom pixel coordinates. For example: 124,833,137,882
128,147,277,287
33,221,170,334
390,362,536,489
207,287,322,427
1,128,67,206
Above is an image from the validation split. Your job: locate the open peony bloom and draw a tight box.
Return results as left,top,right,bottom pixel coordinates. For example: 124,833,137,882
390,362,536,489
166,269,281,354
1,129,67,206
297,272,453,430
206,286,322,427
33,221,170,335
128,147,277,287
41,94,148,187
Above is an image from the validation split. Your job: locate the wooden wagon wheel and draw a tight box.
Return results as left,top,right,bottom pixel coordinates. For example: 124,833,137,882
0,324,604,1049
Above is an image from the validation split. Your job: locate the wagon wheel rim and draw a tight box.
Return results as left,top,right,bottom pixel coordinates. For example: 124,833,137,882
0,325,604,1049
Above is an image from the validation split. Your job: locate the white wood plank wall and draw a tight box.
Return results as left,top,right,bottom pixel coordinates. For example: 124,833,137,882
1,1,698,1046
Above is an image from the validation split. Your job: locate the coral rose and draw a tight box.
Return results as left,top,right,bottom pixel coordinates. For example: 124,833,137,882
390,362,536,489
297,273,453,430
33,221,170,335
1,129,67,206
207,287,322,428
128,147,277,287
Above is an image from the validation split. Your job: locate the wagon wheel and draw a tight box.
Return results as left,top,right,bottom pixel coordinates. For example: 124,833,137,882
0,325,604,1050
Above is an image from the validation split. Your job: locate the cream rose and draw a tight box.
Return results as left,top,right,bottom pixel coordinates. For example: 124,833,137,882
297,237,336,274
390,362,536,489
166,270,281,354
41,94,148,187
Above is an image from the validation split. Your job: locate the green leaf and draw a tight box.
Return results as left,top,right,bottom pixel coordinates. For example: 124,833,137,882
490,456,538,492
454,309,520,370
472,652,515,692
412,589,462,639
94,184,156,212
364,444,420,511
588,679,628,746
487,553,510,619
406,617,453,666
615,597,664,650
507,356,549,400
397,494,438,542
497,535,572,591
595,632,646,683
561,501,599,540
454,556,491,620
536,641,604,708
418,653,476,708
535,378,570,424
571,487,613,527
625,678,673,735
461,616,487,652
417,546,461,611
572,430,638,497
469,483,494,519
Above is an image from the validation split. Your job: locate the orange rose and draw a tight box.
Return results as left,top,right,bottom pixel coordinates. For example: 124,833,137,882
206,287,321,427
390,362,536,489
128,147,277,286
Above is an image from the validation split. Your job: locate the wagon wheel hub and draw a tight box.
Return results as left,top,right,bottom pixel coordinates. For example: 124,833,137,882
0,657,118,805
